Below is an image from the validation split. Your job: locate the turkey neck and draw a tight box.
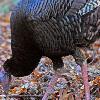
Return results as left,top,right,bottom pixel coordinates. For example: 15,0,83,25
81,6,100,46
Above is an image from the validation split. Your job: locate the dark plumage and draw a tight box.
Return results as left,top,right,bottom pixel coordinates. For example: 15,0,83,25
3,0,100,77
3,0,100,99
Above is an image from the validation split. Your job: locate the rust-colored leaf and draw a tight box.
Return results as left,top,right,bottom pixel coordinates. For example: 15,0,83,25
93,76,100,86
32,70,43,79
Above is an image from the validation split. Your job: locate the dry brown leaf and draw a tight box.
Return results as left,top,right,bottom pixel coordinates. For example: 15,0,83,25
93,76,100,86
41,57,52,66
59,89,74,100
95,98,100,100
31,79,38,84
20,88,27,93
0,96,2,100
76,75,81,81
9,87,17,94
2,14,10,23
32,70,43,79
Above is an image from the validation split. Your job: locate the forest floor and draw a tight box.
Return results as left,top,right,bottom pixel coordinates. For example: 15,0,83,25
0,13,100,100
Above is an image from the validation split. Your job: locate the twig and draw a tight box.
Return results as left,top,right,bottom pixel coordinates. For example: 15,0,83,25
0,94,43,98
82,61,90,100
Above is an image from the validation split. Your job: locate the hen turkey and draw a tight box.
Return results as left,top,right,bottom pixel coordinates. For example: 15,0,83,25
3,0,100,99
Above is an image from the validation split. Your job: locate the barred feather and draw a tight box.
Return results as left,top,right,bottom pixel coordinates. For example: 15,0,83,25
3,0,100,76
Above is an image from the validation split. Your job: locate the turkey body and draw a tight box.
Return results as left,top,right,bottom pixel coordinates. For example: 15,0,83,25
4,0,100,76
